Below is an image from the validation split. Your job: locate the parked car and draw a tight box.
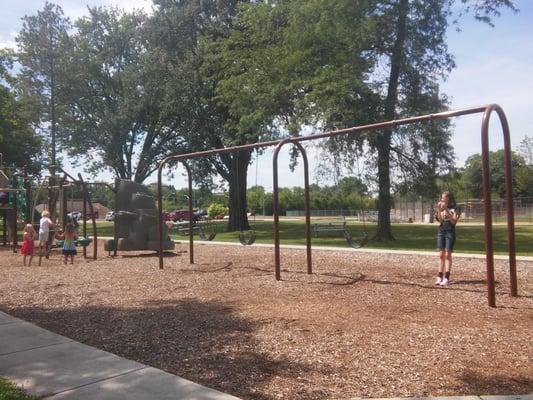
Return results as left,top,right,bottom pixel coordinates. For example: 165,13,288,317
194,209,208,219
105,211,115,221
169,209,199,222
67,211,82,221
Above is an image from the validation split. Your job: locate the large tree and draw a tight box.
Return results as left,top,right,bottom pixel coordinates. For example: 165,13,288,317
0,84,42,173
149,0,275,231
208,0,516,240
14,2,71,166
202,0,377,230
58,7,190,182
462,150,528,199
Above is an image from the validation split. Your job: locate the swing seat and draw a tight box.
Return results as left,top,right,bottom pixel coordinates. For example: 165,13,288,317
199,229,217,241
197,220,217,241
77,237,92,247
238,231,256,245
343,229,368,249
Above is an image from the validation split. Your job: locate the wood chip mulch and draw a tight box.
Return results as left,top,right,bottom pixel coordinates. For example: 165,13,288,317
0,242,532,400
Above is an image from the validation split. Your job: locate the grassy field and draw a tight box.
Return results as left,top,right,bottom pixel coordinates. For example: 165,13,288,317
203,220,533,256
15,219,531,256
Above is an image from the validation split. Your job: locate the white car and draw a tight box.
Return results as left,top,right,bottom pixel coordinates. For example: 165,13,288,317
105,211,115,221
68,211,82,221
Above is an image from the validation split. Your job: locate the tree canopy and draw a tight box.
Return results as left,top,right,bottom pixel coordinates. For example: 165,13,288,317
3,0,519,232
0,84,42,173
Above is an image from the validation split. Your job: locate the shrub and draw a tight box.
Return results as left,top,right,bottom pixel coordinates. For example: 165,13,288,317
207,203,228,219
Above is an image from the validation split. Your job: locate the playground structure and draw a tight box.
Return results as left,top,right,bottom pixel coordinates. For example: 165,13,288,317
105,179,175,254
45,167,97,260
156,104,517,308
0,159,98,260
0,163,31,253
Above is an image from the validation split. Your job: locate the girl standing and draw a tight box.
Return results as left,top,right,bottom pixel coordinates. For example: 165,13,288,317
435,191,460,286
62,222,78,265
20,224,36,266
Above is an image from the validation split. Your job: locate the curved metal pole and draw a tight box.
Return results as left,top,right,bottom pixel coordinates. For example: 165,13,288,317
157,165,165,269
481,105,517,307
157,159,194,269
273,139,312,280
12,175,18,253
182,161,194,265
82,182,87,259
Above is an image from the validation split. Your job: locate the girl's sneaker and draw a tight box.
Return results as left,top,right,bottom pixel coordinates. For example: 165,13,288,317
439,277,449,286
435,276,442,285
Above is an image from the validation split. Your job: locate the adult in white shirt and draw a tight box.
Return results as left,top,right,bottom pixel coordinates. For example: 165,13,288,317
39,210,54,253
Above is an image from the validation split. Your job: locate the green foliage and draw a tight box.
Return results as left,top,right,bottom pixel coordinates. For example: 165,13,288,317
150,0,268,231
0,376,37,400
513,165,533,197
462,149,526,198
207,0,516,239
518,135,533,165
14,2,71,164
0,85,42,173
249,178,374,216
208,203,228,219
57,7,190,182
246,185,264,214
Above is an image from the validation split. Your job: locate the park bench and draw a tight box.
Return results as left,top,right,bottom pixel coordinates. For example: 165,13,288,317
168,220,217,241
312,217,347,237
312,216,368,249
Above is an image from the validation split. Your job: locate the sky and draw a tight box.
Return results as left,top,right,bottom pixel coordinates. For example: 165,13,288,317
1,0,532,190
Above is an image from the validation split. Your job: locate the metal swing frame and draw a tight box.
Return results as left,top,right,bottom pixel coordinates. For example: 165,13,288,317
157,104,518,307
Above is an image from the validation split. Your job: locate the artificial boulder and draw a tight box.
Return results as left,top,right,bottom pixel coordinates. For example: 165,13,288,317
107,180,174,252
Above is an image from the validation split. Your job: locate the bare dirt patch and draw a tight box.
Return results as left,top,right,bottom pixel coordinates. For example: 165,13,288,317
0,242,532,399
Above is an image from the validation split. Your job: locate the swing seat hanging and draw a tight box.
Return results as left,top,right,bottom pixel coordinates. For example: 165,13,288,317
197,219,217,241
199,227,217,241
238,230,256,245
343,228,368,249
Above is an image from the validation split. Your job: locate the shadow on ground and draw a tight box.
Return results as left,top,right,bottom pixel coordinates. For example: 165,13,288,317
457,370,533,395
3,299,328,400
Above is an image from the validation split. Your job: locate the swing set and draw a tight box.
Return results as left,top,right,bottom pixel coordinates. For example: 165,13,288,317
156,104,518,308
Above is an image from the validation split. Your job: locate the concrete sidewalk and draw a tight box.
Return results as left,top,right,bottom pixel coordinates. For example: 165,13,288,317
0,311,239,399
1,311,532,400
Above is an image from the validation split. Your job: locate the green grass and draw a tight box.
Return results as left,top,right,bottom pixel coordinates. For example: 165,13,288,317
82,221,114,237
51,219,532,256
168,219,533,256
0,377,36,400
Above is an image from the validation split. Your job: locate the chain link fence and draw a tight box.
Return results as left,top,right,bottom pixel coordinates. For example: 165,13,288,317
285,197,533,223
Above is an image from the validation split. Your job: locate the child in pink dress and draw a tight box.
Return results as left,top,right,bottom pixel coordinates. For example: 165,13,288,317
20,224,36,266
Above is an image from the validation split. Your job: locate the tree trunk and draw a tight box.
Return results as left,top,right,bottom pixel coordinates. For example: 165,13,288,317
375,131,394,240
227,150,251,232
373,0,409,242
